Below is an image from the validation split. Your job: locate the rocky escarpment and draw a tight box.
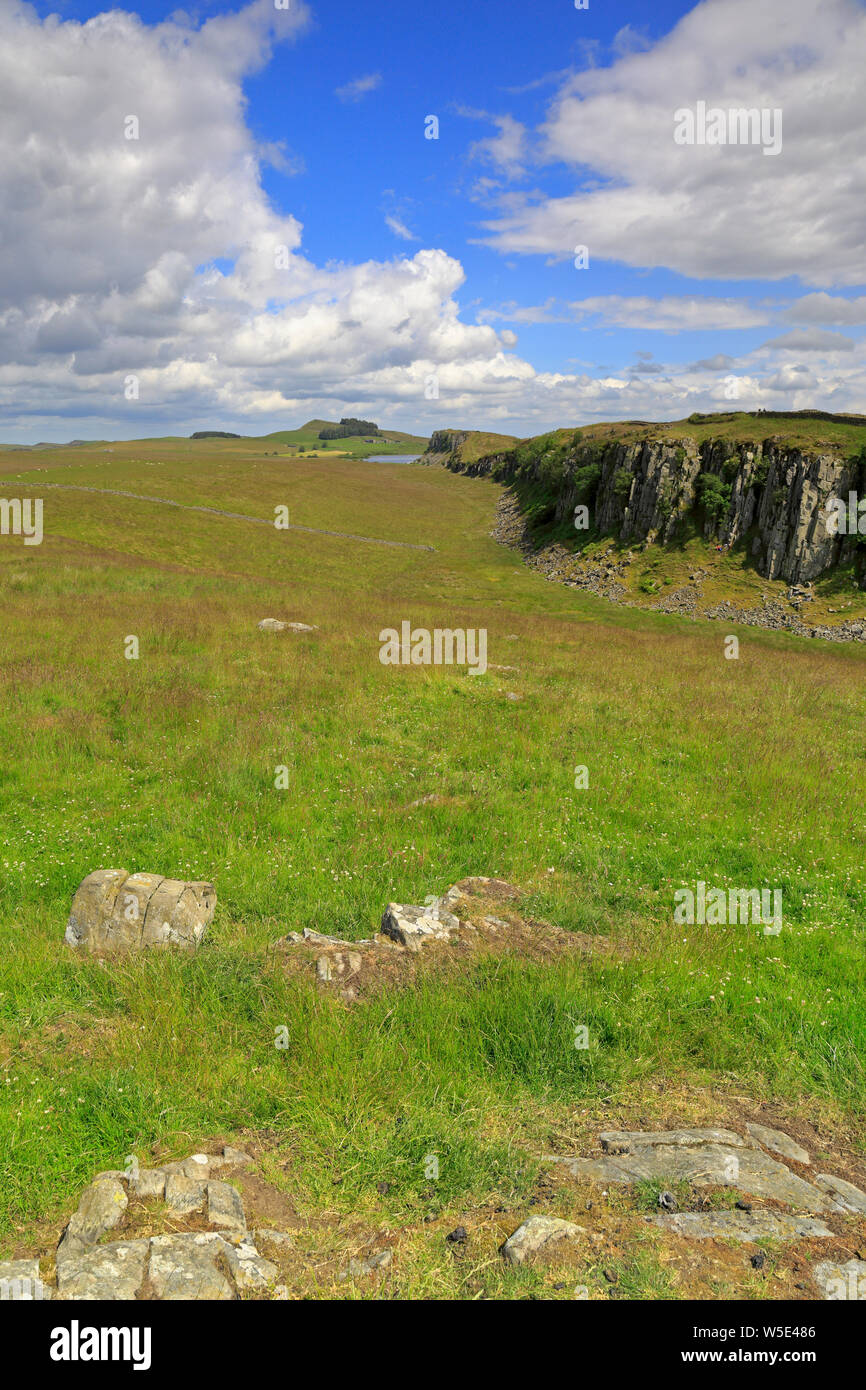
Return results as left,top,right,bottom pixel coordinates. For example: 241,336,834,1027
421,430,471,466
442,430,866,587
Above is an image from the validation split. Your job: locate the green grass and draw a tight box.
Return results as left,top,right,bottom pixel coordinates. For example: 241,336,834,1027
1,438,864,1287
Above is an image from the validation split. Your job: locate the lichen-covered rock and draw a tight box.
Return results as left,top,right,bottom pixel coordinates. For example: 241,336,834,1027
654,1211,831,1242
148,1234,235,1301
222,1239,277,1293
65,869,216,950
207,1181,246,1232
57,1176,128,1261
56,1240,149,1300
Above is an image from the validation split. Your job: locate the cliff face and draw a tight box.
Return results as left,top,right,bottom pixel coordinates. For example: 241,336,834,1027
442,434,865,586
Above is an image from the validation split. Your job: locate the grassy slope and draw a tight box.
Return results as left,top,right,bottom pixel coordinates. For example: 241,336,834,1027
0,440,864,1296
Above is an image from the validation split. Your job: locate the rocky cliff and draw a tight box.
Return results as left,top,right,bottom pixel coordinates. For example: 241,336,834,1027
438,427,866,586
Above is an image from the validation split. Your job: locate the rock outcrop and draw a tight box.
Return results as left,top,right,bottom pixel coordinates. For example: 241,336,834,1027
0,1145,284,1300
439,426,866,587
65,870,216,951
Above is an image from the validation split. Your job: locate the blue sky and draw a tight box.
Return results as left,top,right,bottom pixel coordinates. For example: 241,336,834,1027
2,0,864,441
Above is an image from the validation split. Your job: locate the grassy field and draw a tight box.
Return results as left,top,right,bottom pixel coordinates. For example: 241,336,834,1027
1,439,864,1298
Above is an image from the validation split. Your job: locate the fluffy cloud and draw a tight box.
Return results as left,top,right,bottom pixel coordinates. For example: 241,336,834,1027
0,3,528,433
481,0,866,287
1,0,864,442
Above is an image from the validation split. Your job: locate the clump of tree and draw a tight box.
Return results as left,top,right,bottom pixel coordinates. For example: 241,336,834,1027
190,431,241,439
695,471,732,525
319,417,381,440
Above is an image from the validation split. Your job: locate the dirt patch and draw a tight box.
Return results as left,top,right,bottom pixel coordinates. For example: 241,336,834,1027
273,877,622,1004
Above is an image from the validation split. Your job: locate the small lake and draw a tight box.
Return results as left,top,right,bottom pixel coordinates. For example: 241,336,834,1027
364,454,422,463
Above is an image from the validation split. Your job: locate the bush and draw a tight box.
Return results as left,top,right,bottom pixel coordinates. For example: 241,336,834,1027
695,472,732,525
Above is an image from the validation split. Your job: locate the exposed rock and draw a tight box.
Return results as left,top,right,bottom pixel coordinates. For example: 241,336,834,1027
65,869,216,951
654,1211,832,1242
455,428,865,588
222,1239,278,1292
600,1128,754,1154
221,1146,254,1167
56,1240,149,1300
57,1176,128,1260
502,1215,587,1265
131,1169,166,1200
380,901,459,952
813,1258,866,1300
181,1154,212,1180
339,1249,392,1279
746,1122,810,1165
257,618,317,632
482,460,866,643
148,1233,235,1301
207,1181,246,1233
813,1173,866,1214
164,1174,206,1215
551,1131,831,1212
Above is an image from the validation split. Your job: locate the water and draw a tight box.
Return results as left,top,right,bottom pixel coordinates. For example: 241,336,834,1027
364,453,422,463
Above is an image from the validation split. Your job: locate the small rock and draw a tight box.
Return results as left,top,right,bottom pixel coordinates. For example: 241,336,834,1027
751,1252,766,1270
207,1181,246,1232
222,1146,253,1167
181,1154,212,1180
131,1169,166,1200
658,1190,678,1212
257,619,317,632
502,1215,586,1266
338,1249,392,1279
446,1226,468,1245
381,902,459,952
64,869,216,951
57,1177,128,1261
164,1174,206,1215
